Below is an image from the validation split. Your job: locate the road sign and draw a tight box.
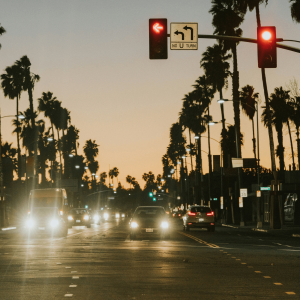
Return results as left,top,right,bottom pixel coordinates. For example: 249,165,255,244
170,23,198,50
260,187,271,191
257,190,261,197
240,188,248,198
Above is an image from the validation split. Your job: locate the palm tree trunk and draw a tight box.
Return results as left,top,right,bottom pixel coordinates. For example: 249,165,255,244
219,89,227,168
276,124,285,176
252,119,257,160
188,129,193,172
287,120,295,170
16,95,21,180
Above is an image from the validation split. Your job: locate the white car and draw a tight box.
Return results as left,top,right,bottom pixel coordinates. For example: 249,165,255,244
183,205,215,232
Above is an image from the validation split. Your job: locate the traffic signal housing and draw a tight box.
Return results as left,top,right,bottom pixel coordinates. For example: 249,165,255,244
257,26,277,68
149,18,168,59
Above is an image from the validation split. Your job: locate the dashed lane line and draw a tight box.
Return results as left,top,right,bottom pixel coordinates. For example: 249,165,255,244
179,232,219,248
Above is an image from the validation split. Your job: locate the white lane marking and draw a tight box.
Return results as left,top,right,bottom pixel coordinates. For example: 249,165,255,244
264,276,271,278
255,271,262,273
284,245,292,247
65,267,71,269
259,239,264,241
236,259,241,261
278,249,300,252
72,276,79,279
248,266,253,268
64,294,73,297
69,285,77,288
286,292,296,295
56,263,62,265
71,271,77,273
274,243,282,245
1,227,17,231
241,263,247,265
274,283,283,285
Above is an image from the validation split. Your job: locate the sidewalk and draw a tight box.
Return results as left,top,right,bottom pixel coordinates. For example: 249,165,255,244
219,221,300,238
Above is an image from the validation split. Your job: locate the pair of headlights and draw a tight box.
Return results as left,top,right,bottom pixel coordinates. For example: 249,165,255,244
68,215,89,221
130,221,169,229
25,219,60,228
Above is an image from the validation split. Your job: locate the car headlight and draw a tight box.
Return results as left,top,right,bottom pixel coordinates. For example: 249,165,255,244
93,215,100,221
104,213,109,220
83,215,89,221
115,213,120,219
50,219,59,227
131,221,138,229
68,216,73,221
161,221,169,229
121,213,125,218
25,219,35,229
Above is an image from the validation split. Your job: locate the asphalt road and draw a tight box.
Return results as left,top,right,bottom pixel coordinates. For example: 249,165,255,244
0,218,300,300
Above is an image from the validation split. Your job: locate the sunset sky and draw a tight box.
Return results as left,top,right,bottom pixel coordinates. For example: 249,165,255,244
0,0,300,188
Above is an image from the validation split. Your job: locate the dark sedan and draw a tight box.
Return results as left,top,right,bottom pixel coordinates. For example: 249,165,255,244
129,206,170,240
67,208,91,228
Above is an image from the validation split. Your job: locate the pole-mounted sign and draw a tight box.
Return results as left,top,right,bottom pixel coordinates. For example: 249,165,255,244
170,23,198,50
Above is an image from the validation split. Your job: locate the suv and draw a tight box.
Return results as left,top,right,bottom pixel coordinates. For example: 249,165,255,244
183,205,215,232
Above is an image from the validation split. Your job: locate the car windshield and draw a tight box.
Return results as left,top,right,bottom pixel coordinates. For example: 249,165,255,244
32,207,59,217
69,209,87,215
134,208,165,217
191,207,211,213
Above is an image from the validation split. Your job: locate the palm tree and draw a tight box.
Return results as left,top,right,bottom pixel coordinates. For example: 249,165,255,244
289,95,300,169
109,167,119,188
83,139,99,183
0,23,6,49
262,87,293,177
1,64,23,179
126,175,133,189
239,85,259,159
210,0,245,161
237,0,277,175
290,0,300,23
200,43,231,131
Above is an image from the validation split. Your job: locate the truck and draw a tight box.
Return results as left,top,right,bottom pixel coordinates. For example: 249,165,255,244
24,188,69,237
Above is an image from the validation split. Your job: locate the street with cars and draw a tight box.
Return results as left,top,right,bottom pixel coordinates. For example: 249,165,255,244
1,207,300,300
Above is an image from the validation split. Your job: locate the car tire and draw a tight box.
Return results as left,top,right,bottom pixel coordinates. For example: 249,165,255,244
183,225,186,231
185,226,190,231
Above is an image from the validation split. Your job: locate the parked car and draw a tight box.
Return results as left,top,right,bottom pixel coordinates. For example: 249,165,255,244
182,205,215,232
67,208,91,228
129,206,170,240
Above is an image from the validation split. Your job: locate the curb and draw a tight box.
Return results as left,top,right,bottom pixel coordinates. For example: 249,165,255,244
221,224,239,229
252,228,268,233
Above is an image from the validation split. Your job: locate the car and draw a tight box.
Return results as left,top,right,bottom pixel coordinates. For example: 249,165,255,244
91,210,102,224
172,211,182,218
129,206,170,240
182,205,215,232
67,208,91,228
24,207,68,237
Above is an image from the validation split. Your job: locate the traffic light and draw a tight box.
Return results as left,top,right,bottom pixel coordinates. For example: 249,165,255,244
153,197,157,202
149,192,153,197
257,26,277,68
149,18,168,59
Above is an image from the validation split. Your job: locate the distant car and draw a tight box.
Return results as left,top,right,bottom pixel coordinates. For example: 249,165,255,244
183,205,215,232
129,206,170,240
172,211,182,218
67,208,91,228
92,210,102,224
24,207,68,237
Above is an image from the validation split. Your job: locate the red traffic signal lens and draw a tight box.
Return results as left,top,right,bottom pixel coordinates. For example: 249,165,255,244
262,31,272,41
153,23,164,33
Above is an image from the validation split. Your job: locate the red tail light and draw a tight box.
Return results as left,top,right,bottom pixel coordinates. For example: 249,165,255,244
188,212,196,216
206,211,214,216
